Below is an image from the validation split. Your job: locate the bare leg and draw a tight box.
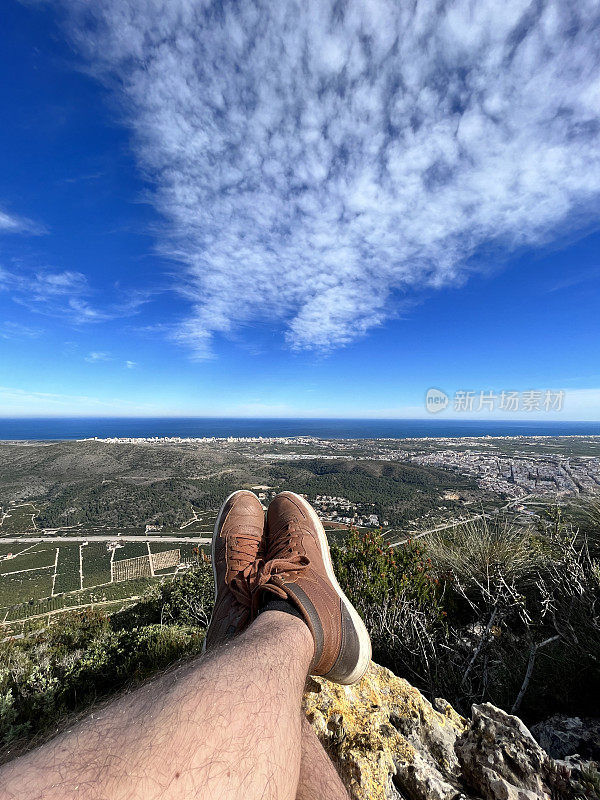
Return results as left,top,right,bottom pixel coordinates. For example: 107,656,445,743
1,611,313,800
296,716,350,800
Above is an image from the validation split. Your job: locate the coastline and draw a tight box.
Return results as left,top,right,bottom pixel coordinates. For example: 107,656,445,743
1,417,600,441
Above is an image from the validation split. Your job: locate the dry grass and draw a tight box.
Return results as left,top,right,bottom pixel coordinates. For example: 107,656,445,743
424,514,544,593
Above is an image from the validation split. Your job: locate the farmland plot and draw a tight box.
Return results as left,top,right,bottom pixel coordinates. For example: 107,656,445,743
0,503,38,533
82,542,112,588
0,544,55,574
3,576,160,624
53,544,81,594
0,569,53,608
151,549,180,572
112,554,152,582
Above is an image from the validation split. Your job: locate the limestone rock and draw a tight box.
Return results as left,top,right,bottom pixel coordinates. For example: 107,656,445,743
531,714,600,761
455,703,562,800
304,661,588,800
303,661,471,800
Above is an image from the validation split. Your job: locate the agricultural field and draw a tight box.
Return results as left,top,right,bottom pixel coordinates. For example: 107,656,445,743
2,576,160,629
0,542,56,574
177,506,216,533
0,570,54,610
0,543,16,558
0,537,209,625
53,544,81,594
82,542,112,588
0,503,38,533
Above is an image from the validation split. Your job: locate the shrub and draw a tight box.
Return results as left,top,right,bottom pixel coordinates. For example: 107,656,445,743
331,527,442,613
0,609,205,757
331,518,600,722
422,517,600,719
331,528,446,683
112,564,214,629
571,498,600,559
425,515,546,595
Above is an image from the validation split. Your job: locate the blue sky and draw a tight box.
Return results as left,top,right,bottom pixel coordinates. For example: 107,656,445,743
0,0,599,420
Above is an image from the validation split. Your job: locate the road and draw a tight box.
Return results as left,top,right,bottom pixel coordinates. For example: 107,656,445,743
388,513,491,547
0,535,212,545
388,494,536,547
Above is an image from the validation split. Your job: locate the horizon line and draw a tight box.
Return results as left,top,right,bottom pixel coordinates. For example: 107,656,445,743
0,415,599,424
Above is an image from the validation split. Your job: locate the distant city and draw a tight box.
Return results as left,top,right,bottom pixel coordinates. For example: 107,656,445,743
407,449,600,497
84,434,600,498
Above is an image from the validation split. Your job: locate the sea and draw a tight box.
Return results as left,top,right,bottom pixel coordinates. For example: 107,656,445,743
0,417,599,441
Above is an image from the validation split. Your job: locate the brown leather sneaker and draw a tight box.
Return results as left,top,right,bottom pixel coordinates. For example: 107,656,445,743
257,491,371,685
203,490,265,652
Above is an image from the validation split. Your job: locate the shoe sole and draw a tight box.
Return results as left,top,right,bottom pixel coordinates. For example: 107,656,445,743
202,489,261,654
279,491,372,684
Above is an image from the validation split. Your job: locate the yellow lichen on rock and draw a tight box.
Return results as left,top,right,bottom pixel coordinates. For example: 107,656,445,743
303,661,467,800
303,664,403,800
304,661,585,800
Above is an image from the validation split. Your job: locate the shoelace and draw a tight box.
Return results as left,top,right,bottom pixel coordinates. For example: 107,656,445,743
226,528,263,576
253,520,310,604
229,558,262,610
222,528,265,620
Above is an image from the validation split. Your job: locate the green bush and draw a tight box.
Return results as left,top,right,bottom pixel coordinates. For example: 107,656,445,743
421,518,600,720
332,527,442,612
330,520,600,723
331,528,446,682
112,564,214,629
426,516,546,590
0,611,206,755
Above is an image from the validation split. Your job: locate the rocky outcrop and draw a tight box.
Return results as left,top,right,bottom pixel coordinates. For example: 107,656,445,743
303,662,596,800
304,661,467,800
455,703,571,800
531,714,600,762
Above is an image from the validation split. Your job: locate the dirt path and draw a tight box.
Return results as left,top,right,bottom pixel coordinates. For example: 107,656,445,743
0,535,211,545
79,544,84,590
51,547,59,596
2,564,53,576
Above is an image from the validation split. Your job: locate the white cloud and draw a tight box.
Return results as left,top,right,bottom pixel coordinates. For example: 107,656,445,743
0,385,158,416
64,0,600,356
124,360,137,368
0,209,43,235
29,270,89,300
0,266,153,324
85,351,111,362
0,210,24,232
0,321,43,340
0,267,93,319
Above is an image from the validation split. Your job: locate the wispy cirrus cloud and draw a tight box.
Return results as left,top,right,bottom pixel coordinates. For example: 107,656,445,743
0,266,102,322
84,351,111,363
63,0,600,357
0,265,154,324
546,265,600,293
0,208,44,235
0,321,43,340
0,385,158,416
